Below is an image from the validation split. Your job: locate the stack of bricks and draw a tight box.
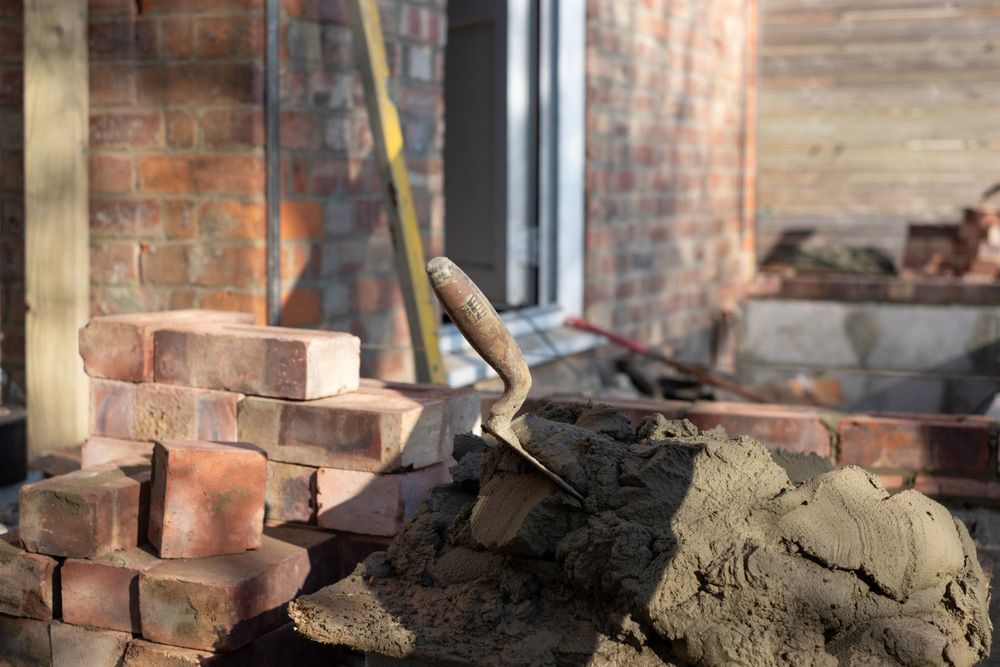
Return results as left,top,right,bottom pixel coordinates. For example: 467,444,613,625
0,309,478,665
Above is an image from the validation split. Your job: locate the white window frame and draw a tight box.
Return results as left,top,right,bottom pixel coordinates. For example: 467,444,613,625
440,0,599,386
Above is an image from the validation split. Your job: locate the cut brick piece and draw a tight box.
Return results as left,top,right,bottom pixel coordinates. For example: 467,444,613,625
123,639,220,666
82,436,154,468
19,458,151,558
239,386,454,472
316,462,451,536
0,614,51,666
62,546,161,633
0,531,58,620
153,323,360,400
90,380,243,442
683,402,833,458
139,524,339,652
51,622,130,667
79,309,255,382
838,414,993,475
149,441,267,559
265,461,316,524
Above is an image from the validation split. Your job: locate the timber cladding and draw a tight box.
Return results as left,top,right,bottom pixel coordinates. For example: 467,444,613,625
757,0,1000,264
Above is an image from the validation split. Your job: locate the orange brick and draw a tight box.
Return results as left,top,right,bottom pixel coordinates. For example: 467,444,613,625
199,290,267,323
91,240,140,285
138,154,265,195
190,244,266,288
62,546,161,633
90,64,136,106
913,475,1000,500
281,243,320,282
201,108,264,148
684,402,832,458
165,110,196,148
163,200,197,238
140,242,191,285
90,199,161,237
353,275,404,314
198,199,266,239
90,154,134,194
279,286,321,326
280,199,324,239
82,436,155,467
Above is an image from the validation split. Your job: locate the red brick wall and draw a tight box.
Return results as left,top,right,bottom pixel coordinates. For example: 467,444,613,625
0,0,23,395
584,0,757,353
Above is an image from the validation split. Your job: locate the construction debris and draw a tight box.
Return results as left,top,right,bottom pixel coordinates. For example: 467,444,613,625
291,403,992,666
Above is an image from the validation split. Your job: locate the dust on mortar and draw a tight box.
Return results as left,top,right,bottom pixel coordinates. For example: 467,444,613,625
290,403,992,666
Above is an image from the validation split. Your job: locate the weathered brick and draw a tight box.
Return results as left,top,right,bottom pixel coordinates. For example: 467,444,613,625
90,240,140,285
123,639,218,666
138,154,264,195
18,458,151,559
90,380,244,442
197,200,265,240
90,154,134,194
81,436,154,468
316,462,451,536
684,402,832,458
149,440,267,559
838,414,993,474
0,532,58,620
154,323,359,400
139,524,339,652
362,378,482,447
265,461,316,524
238,386,448,471
50,622,130,667
62,546,160,633
79,309,254,382
90,111,161,147
90,199,161,237
0,614,50,666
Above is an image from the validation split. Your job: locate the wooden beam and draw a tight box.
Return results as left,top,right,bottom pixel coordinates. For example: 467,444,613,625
24,0,90,453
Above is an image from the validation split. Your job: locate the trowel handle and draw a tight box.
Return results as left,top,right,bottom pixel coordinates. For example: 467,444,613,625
426,257,530,427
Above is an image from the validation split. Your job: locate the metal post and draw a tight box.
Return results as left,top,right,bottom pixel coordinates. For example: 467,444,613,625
265,0,281,325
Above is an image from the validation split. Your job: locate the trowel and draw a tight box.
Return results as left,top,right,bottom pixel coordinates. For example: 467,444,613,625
426,257,584,502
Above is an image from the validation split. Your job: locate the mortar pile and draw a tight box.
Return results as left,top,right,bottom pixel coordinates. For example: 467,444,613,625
291,404,992,666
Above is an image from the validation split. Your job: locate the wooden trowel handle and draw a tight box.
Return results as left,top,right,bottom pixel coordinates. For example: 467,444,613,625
426,257,530,429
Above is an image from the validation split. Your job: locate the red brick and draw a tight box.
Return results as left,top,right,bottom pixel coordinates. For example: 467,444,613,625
361,378,482,449
154,323,359,400
684,402,832,457
123,640,218,666
200,108,264,148
0,615,50,666
281,243,320,282
90,379,244,442
353,275,404,314
18,458,151,558
165,110,196,148
138,154,265,195
280,111,322,150
162,16,194,57
316,462,451,536
91,240,140,285
89,18,157,59
874,473,908,491
79,309,255,382
149,440,267,559
199,290,267,324
265,461,316,524
196,15,262,58
0,532,58,620
189,244,266,288
90,199,161,237
62,546,160,633
279,287,321,326
197,200,265,239
838,414,993,474
139,524,339,652
238,384,456,471
140,242,191,285
81,436,154,468
280,199,323,240
137,63,261,106
139,0,259,13
913,475,1000,500
50,622,130,666
90,111,162,147
90,64,136,106
90,154,134,194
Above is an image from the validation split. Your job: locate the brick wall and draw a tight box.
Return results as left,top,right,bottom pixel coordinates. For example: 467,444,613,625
0,0,23,396
584,0,756,355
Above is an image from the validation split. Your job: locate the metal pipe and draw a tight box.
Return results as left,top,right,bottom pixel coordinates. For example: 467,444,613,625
265,0,281,325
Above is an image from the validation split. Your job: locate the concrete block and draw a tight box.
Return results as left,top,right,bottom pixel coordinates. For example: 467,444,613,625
265,461,316,524
79,309,255,382
19,459,151,558
316,462,451,536
739,300,859,367
90,380,243,442
154,324,360,400
149,441,267,559
0,531,58,620
62,546,161,633
239,386,450,472
81,436,154,468
139,525,339,652
50,622,129,667
0,614,51,666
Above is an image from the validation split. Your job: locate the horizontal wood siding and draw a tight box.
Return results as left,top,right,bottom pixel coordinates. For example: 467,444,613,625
758,0,1000,261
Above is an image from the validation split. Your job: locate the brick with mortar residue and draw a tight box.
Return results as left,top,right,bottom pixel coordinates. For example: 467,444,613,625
79,309,255,382
82,437,154,468
154,323,359,400
265,461,316,524
684,401,832,458
138,524,339,652
51,621,130,667
148,440,267,559
0,531,58,620
0,615,51,666
316,462,451,536
838,414,993,475
18,458,151,559
62,545,161,633
90,380,243,442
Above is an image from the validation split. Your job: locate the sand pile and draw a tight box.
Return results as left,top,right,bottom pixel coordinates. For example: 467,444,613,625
290,404,992,666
